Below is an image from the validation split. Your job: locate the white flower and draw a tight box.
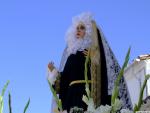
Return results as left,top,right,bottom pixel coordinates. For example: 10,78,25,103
87,98,95,112
82,95,89,105
112,99,122,112
95,105,112,113
140,99,150,111
82,96,95,112
120,109,133,113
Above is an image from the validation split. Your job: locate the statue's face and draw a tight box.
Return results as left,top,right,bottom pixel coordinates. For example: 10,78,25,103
76,23,86,39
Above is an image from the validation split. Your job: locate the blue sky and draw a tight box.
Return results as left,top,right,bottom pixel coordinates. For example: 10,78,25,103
0,0,150,113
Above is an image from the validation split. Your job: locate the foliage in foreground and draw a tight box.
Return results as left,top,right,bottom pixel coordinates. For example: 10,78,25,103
0,81,30,113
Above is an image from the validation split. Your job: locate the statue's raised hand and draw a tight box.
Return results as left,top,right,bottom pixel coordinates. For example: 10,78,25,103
48,61,55,72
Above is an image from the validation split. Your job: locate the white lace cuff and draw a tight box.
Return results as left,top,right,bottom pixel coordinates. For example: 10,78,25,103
47,68,59,85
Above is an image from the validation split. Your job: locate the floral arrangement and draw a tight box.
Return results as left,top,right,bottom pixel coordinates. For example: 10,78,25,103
47,48,150,113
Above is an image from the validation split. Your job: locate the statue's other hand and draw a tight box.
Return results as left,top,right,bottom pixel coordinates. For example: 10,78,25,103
82,49,89,57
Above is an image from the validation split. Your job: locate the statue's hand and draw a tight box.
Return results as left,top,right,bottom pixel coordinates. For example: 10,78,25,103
48,61,55,71
47,62,59,86
82,49,89,57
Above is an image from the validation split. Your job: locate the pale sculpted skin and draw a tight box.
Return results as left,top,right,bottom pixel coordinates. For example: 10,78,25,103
76,23,86,39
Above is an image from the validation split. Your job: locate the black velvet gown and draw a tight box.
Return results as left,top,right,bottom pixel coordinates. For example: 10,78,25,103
59,50,91,112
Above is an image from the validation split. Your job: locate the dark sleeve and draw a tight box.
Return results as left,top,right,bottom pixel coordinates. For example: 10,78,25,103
59,56,72,104
53,55,72,95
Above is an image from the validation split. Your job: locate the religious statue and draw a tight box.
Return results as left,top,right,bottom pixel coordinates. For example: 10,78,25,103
48,12,132,112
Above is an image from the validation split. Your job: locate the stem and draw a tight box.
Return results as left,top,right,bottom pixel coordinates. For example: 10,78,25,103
111,47,131,105
84,49,91,99
8,92,12,113
133,74,150,112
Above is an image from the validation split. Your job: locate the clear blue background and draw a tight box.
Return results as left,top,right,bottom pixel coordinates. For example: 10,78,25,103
0,0,149,113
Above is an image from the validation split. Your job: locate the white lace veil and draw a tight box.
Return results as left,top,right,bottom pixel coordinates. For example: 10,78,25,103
59,12,93,72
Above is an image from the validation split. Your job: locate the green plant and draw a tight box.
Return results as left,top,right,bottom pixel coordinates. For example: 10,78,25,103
8,92,12,113
0,81,30,113
133,74,150,113
111,47,131,113
23,98,30,113
84,49,91,99
0,81,9,113
47,79,62,111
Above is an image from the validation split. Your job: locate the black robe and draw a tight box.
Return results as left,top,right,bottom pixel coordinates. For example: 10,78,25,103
59,50,91,112
59,49,111,112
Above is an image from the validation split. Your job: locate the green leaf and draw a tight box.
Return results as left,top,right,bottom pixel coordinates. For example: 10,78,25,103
84,50,91,99
47,79,62,111
0,81,9,113
8,92,12,113
23,98,30,113
111,47,131,105
0,96,4,113
1,81,9,97
133,74,150,112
